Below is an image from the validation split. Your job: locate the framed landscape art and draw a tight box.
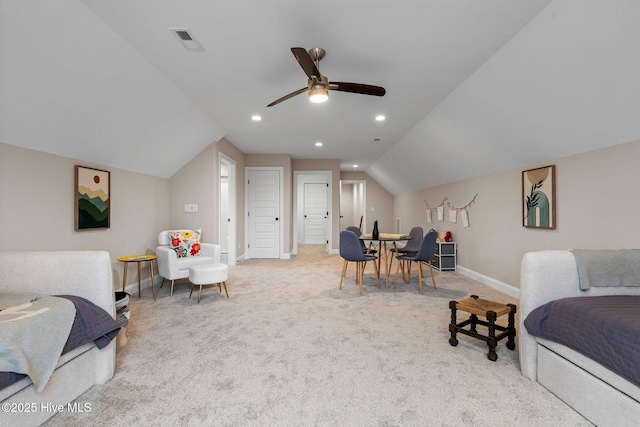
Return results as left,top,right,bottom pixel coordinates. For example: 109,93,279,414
522,165,555,229
75,165,110,231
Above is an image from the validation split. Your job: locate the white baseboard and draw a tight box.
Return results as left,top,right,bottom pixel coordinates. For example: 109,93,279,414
456,265,520,299
121,275,159,297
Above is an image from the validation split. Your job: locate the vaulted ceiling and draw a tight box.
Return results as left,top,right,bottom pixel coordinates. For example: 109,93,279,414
2,1,639,195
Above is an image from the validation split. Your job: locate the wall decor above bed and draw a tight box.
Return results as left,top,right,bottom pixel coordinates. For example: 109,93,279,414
522,165,555,229
75,165,110,231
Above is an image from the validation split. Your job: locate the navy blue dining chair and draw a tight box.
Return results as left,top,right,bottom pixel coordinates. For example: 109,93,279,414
346,226,377,255
393,230,438,294
339,230,379,295
395,226,424,255
389,226,423,275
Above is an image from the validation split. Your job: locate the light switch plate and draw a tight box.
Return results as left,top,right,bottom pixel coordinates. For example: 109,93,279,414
183,204,198,213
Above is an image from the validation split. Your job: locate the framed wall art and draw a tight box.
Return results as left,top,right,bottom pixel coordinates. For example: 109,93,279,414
522,165,555,229
75,165,110,231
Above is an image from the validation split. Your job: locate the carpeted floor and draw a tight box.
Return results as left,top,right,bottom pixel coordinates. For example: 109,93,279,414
45,245,592,426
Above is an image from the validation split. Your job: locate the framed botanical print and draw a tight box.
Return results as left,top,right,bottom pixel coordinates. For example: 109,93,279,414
75,165,110,230
522,165,555,229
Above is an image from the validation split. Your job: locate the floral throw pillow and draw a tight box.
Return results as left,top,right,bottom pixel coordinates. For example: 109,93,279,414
168,229,202,258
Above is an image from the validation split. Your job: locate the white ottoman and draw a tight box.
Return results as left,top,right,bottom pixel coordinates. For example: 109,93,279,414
188,263,229,303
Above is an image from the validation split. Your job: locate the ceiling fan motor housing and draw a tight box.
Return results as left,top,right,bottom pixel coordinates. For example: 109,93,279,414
267,47,385,107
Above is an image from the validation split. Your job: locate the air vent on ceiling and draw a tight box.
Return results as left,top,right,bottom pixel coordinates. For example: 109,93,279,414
170,28,204,52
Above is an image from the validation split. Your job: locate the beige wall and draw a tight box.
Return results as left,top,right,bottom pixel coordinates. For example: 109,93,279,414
169,138,246,258
0,134,518,294
0,142,170,291
169,142,217,240
341,171,394,235
393,139,640,289
11,135,636,292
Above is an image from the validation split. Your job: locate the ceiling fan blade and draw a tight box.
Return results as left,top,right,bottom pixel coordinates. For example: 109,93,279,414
291,47,321,79
267,87,309,107
330,82,386,97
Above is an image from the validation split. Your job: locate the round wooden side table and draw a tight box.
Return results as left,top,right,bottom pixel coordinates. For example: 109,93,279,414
117,254,157,301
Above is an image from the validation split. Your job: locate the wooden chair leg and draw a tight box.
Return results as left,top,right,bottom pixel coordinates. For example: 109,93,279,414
358,262,363,296
403,260,411,284
339,260,348,289
428,262,436,289
393,259,402,289
373,258,380,288
418,262,423,295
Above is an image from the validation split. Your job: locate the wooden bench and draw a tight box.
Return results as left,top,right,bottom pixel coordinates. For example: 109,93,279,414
448,295,516,361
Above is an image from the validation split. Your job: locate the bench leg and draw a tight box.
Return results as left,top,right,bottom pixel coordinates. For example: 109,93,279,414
448,301,458,346
486,310,498,361
506,304,516,350
469,314,478,334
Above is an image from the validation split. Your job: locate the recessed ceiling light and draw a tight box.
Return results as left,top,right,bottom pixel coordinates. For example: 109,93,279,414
315,141,323,147
353,164,359,168
251,115,262,121
375,115,386,121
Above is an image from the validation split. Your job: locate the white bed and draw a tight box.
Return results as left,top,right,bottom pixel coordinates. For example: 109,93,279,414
0,251,117,427
519,250,640,427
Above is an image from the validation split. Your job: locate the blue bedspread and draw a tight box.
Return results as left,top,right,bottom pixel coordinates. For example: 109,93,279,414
524,295,640,387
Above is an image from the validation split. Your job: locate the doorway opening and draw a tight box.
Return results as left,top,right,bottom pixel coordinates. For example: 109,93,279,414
339,180,366,232
219,153,236,266
293,171,332,255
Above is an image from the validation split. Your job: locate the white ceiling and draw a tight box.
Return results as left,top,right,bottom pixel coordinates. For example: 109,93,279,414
2,1,639,195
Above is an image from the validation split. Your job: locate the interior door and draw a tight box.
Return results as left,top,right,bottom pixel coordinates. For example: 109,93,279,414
248,169,280,258
303,182,327,244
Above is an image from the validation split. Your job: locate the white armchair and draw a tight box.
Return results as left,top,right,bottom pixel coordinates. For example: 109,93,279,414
156,230,221,296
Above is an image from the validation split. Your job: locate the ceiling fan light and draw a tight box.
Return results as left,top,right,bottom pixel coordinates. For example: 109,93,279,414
308,86,328,103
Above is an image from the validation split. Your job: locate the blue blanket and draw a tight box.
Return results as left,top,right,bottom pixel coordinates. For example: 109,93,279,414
524,295,640,387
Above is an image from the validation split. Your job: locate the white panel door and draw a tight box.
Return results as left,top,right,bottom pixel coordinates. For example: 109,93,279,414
303,183,327,244
248,169,280,258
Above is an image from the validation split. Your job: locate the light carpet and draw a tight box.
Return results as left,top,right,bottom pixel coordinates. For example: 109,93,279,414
45,245,591,426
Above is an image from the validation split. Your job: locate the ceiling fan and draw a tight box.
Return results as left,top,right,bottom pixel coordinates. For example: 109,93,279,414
267,47,386,107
